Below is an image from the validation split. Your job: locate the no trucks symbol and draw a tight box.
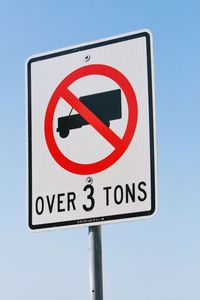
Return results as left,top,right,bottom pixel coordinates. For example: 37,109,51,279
45,64,138,175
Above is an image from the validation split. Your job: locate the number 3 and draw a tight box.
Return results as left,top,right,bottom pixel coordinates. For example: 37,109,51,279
83,184,95,211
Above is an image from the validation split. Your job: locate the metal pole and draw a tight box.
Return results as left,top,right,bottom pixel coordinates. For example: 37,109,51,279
88,225,103,300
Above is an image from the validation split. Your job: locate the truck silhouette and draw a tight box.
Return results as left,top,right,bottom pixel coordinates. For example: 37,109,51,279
57,89,122,138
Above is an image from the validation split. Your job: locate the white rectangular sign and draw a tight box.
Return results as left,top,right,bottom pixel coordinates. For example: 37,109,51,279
27,30,157,230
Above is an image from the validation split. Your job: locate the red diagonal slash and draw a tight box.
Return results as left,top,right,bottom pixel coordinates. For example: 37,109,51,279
61,88,122,149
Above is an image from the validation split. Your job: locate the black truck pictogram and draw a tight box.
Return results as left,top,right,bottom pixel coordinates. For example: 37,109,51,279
57,89,122,138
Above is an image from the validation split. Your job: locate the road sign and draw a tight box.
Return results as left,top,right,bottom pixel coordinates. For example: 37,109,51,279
27,30,157,230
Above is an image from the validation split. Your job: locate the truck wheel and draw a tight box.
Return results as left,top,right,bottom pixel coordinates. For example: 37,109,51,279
59,129,69,138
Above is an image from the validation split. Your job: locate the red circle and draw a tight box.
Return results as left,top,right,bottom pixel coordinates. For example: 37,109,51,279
44,64,138,175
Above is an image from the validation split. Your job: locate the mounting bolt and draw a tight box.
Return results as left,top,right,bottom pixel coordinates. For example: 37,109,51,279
84,54,90,62
86,177,93,184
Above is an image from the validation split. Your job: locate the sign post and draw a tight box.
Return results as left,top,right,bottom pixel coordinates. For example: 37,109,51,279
89,226,103,300
26,29,157,299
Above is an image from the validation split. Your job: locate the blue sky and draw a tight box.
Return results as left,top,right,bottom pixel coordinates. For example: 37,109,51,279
0,1,200,299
